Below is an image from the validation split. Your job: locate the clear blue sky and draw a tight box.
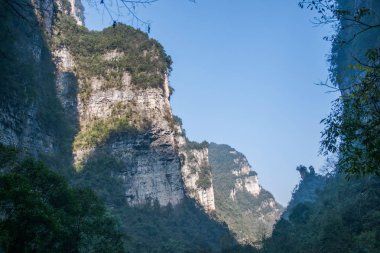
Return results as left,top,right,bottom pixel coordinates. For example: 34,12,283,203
83,0,337,206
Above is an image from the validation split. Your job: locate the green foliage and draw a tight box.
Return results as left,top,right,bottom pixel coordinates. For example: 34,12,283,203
283,165,326,220
320,60,380,176
186,140,209,150
0,144,18,166
118,198,238,253
73,115,132,151
262,175,380,253
0,152,125,253
53,15,173,104
310,0,380,177
222,244,260,253
196,165,212,189
172,115,183,127
261,2,380,252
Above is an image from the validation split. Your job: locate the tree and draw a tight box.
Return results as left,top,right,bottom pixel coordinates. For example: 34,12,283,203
0,156,125,253
299,0,380,176
296,165,308,179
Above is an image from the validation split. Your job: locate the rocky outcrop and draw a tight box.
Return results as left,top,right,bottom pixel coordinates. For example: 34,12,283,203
171,118,216,212
68,0,85,25
180,145,216,212
50,6,185,206
0,0,70,161
229,152,261,200
33,0,84,35
72,70,185,206
209,143,283,245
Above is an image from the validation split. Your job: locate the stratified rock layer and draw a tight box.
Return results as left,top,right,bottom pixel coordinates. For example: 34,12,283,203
209,143,283,245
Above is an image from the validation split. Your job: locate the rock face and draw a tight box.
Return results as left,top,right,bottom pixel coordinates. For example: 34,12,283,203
0,0,84,160
209,143,283,245
73,73,185,206
171,118,216,212
49,0,188,206
0,0,73,163
181,148,215,212
180,144,216,212
52,27,185,206
229,152,261,200
33,0,84,35
1,2,284,244
49,1,219,208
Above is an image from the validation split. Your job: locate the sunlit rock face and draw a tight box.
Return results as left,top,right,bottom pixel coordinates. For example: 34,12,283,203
46,0,185,206
170,118,216,212
179,143,216,212
32,0,84,34
230,156,261,200
79,73,185,206
68,0,85,25
209,143,283,245
30,0,200,208
54,48,185,206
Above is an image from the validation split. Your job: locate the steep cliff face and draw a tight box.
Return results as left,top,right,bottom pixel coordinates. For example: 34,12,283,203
50,12,185,206
0,0,75,170
172,119,216,211
229,151,261,200
180,142,216,212
209,143,283,245
52,8,221,208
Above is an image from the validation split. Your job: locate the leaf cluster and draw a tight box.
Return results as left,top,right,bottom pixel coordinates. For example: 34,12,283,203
0,145,125,253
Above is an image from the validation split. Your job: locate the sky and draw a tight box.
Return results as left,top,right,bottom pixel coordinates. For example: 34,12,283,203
83,0,337,206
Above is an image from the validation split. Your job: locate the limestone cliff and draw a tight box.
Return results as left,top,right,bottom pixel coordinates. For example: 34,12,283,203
179,146,216,212
0,0,76,170
50,9,185,206
209,143,283,245
229,151,261,200
1,1,283,249
50,4,218,208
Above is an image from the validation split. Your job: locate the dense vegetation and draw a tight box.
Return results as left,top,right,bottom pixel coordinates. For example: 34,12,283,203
53,14,173,104
282,165,326,219
0,145,125,253
261,172,380,253
73,114,133,151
